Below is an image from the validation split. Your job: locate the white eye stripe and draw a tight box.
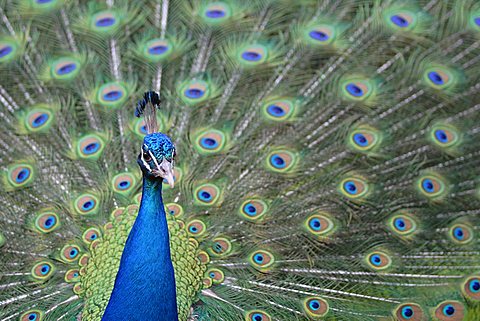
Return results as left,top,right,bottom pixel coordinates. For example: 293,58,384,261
141,148,152,171
148,150,162,171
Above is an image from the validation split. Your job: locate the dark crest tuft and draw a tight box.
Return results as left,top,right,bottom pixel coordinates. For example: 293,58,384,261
135,91,161,134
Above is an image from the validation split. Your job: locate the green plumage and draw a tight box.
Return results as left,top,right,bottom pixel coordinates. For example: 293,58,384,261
0,0,480,320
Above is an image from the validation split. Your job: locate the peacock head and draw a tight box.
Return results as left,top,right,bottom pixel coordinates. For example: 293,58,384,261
138,133,176,187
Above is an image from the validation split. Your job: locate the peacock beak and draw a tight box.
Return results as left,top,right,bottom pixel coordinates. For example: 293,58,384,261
154,158,175,188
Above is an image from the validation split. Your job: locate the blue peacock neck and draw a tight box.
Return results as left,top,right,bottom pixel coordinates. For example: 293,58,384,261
102,175,178,321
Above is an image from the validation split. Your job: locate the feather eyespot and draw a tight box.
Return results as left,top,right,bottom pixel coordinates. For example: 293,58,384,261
91,11,120,33
206,268,224,284
348,126,381,152
165,203,184,217
31,261,55,280
82,227,101,244
7,163,35,188
340,77,376,103
266,149,297,173
144,39,172,62
305,213,335,236
194,129,226,154
208,237,232,257
388,213,417,237
112,172,136,195
187,220,206,237
61,244,81,262
430,124,460,149
448,223,473,244
35,211,60,233
245,310,271,321
74,193,99,215
261,98,296,121
237,44,268,66
423,66,455,90
65,269,80,283
249,250,275,271
417,173,447,199
393,303,424,321
202,3,231,24
0,39,18,63
366,251,392,270
303,297,329,317
434,301,464,321
197,250,210,264
77,134,105,159
26,108,54,132
50,57,81,80
239,199,268,221
462,276,480,300
194,183,221,205
21,310,44,321
179,79,212,105
339,176,369,199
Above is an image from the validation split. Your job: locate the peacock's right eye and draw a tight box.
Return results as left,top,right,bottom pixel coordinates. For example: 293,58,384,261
143,152,151,161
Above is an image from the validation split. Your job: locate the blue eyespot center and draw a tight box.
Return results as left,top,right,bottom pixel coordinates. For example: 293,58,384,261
270,154,286,169
309,300,320,310
241,51,262,61
57,63,77,75
201,137,218,149
82,201,94,211
453,227,464,240
0,45,13,58
206,10,225,18
421,179,434,193
69,248,78,257
470,279,480,292
189,226,198,233
391,15,409,28
16,168,30,183
37,0,53,3
28,313,37,320
309,30,329,41
254,254,264,263
370,254,381,266
346,83,364,97
148,45,168,55
213,242,223,253
434,129,448,143
344,181,357,194
474,17,480,27
118,180,131,190
95,17,116,27
209,272,215,278
103,90,123,101
40,265,50,275
443,305,455,316
252,314,263,321
353,133,368,146
199,191,212,201
394,218,406,231
84,142,100,154
401,306,414,318
184,88,205,99
32,113,49,127
309,218,321,231
267,104,286,117
244,204,257,216
428,71,444,85
90,234,97,240
44,216,56,228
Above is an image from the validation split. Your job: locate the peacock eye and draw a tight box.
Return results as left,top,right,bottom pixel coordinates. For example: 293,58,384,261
143,152,151,161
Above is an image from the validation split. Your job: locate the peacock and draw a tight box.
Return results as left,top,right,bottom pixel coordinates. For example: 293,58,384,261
1,0,480,320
